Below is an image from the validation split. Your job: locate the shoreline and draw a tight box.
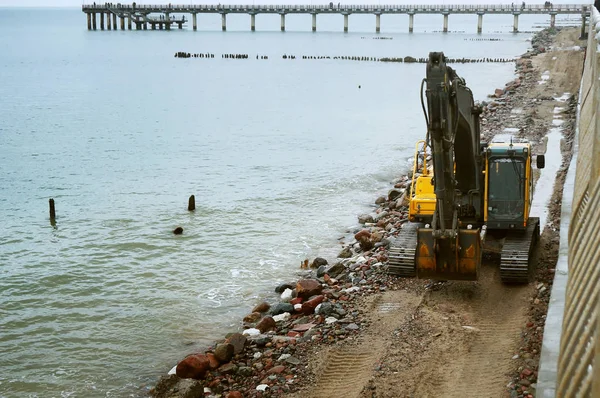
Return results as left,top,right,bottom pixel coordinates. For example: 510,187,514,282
150,26,584,398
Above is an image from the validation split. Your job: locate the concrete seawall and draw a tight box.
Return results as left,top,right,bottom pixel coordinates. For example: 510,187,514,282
538,6,600,397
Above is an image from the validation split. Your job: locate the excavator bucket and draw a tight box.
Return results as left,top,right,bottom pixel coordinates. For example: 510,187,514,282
415,228,482,281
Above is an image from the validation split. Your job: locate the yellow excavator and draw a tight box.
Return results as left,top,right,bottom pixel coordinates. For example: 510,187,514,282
388,52,545,283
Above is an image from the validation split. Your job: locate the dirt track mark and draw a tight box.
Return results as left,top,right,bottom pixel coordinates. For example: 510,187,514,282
304,291,423,398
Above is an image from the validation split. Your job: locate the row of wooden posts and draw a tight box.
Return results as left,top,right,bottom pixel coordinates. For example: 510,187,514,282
48,196,196,233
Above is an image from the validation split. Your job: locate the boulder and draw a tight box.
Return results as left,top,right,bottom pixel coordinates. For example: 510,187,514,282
388,188,404,201
214,343,234,363
252,302,270,313
176,354,210,379
326,262,346,277
316,265,328,278
337,246,353,258
355,229,374,251
206,353,220,370
316,301,334,316
358,214,374,224
256,316,276,333
301,295,325,314
270,302,294,315
243,312,262,323
275,283,294,293
310,257,328,268
226,333,247,355
375,196,387,205
296,279,323,300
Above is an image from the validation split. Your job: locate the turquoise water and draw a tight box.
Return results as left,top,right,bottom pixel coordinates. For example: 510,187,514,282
0,7,561,398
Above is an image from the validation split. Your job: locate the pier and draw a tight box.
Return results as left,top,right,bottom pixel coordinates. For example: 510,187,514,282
82,3,589,33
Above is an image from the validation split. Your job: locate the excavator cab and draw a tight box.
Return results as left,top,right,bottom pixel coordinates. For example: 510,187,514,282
408,140,436,222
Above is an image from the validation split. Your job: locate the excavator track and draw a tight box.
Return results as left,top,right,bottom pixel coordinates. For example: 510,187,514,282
499,217,540,284
387,223,421,277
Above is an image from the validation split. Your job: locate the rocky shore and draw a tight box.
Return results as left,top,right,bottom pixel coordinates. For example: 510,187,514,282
151,27,584,398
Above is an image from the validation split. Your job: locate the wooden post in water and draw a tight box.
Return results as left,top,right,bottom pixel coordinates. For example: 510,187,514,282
188,195,196,211
49,198,56,223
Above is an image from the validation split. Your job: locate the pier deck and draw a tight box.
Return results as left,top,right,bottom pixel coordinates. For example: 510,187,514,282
82,3,590,33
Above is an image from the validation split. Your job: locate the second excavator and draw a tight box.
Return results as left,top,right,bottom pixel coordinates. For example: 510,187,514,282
388,52,545,284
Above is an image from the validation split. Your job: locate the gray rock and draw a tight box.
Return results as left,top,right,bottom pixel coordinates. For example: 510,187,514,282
326,262,346,277
238,366,253,377
375,196,387,205
388,188,404,201
247,335,271,347
275,283,294,293
214,343,234,363
285,356,301,365
358,214,374,224
316,265,328,278
270,303,295,315
316,302,334,316
337,246,353,259
345,323,360,330
310,257,328,268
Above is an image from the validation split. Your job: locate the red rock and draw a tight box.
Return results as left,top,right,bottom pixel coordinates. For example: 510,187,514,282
206,353,220,370
301,295,325,314
226,392,243,398
296,279,323,300
256,316,276,333
243,312,262,323
176,354,210,379
267,365,286,374
287,331,301,337
494,88,504,97
226,333,247,355
340,295,350,301
252,302,270,313
290,297,303,305
521,368,533,377
293,323,316,332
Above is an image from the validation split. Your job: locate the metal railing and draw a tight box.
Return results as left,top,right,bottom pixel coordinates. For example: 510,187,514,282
556,5,600,397
81,3,586,13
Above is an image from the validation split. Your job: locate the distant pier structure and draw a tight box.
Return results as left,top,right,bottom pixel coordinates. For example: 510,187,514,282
82,3,588,33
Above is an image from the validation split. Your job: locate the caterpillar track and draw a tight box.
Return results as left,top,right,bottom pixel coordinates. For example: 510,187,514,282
387,223,421,277
499,217,540,284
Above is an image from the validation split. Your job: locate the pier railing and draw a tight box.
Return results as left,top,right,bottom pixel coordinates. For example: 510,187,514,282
82,3,585,14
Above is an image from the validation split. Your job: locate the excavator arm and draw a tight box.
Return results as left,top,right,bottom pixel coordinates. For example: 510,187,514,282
416,52,483,280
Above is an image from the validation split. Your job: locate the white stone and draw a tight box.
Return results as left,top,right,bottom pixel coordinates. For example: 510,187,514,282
343,286,361,294
254,352,262,359
294,303,302,311
315,303,322,314
325,316,338,324
242,328,261,336
280,288,293,302
273,312,291,322
278,353,291,361
167,365,177,375
256,384,269,391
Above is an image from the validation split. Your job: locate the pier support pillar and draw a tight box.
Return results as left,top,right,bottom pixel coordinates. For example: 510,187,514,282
375,13,380,33
92,13,97,30
159,23,163,30
550,13,556,28
251,14,255,31
128,16,132,30
87,13,91,30
144,22,147,30
192,13,197,30
113,13,117,30
408,13,414,33
580,6,587,39
152,23,156,30
312,13,317,32
513,13,519,33
477,13,483,34
107,12,111,30
280,13,285,31
443,13,448,33
100,12,104,30
120,16,125,30
165,13,170,30
221,13,227,31
344,14,348,33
